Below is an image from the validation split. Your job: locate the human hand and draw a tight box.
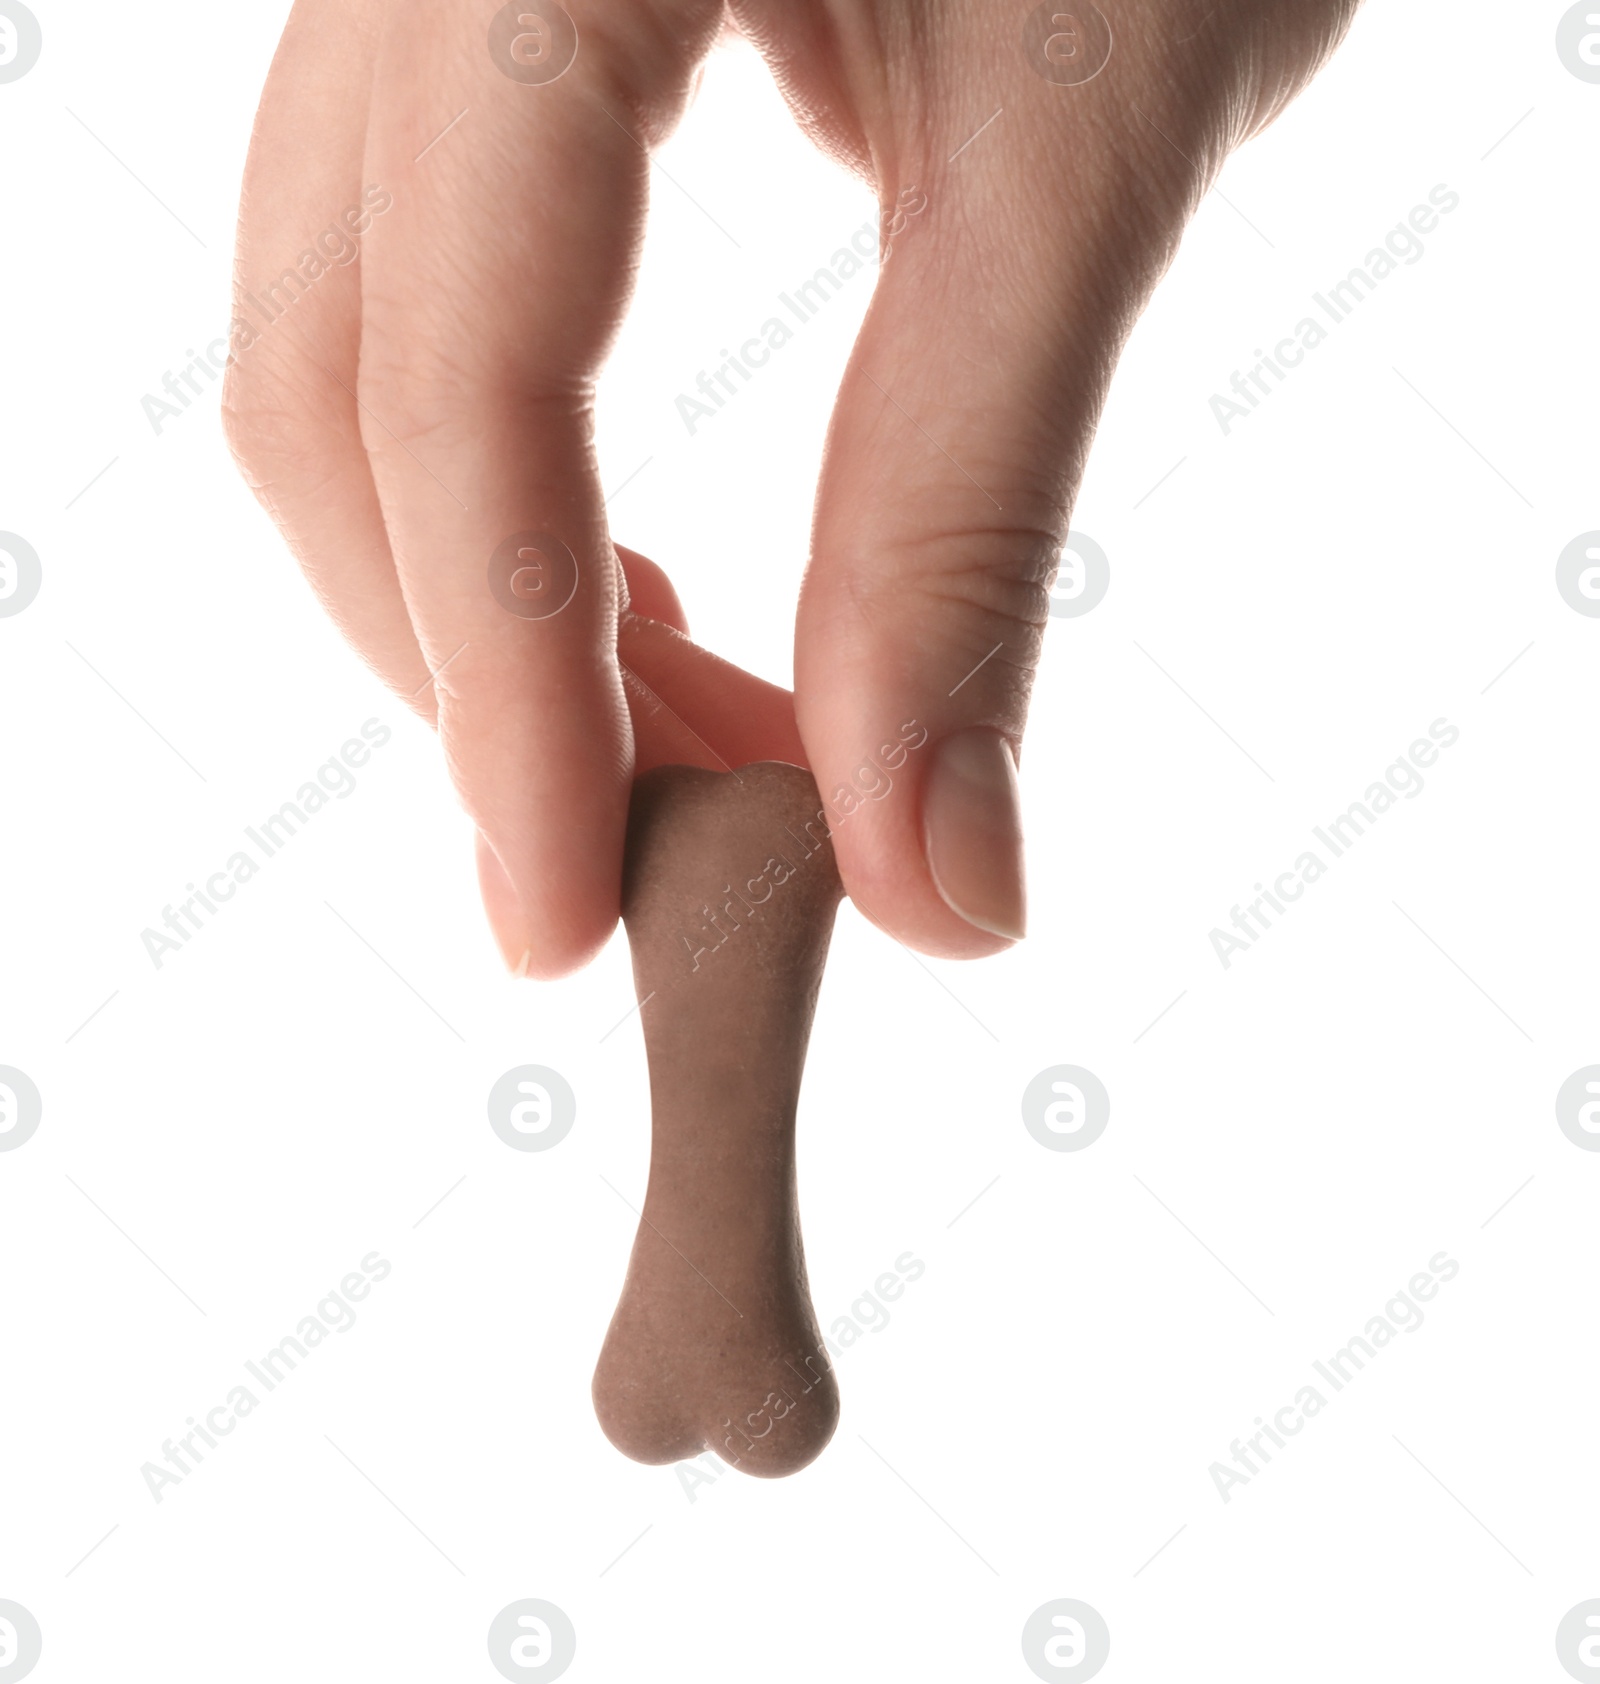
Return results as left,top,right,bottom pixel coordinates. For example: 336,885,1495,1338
224,0,1358,975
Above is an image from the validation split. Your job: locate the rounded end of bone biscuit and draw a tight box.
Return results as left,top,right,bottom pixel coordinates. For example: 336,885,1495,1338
591,1338,840,1478
592,1237,840,1479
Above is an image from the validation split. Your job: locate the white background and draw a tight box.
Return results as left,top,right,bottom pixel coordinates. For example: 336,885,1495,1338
2,1,1598,1679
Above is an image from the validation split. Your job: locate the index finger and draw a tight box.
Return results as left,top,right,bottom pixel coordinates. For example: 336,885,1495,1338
358,0,718,977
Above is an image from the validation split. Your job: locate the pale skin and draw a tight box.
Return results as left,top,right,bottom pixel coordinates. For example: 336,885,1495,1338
224,0,1360,977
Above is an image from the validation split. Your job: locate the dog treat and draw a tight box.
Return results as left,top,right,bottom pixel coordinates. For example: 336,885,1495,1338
592,761,844,1477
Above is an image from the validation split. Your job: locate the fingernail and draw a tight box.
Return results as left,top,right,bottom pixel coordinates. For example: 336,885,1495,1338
921,727,1026,941
475,829,531,975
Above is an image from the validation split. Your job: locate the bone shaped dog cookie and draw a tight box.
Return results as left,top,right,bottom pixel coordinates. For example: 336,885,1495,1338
592,761,843,1477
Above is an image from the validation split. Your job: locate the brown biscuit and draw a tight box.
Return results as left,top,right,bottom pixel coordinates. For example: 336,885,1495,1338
592,762,844,1477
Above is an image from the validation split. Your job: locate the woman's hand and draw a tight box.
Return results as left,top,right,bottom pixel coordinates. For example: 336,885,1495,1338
223,0,1359,975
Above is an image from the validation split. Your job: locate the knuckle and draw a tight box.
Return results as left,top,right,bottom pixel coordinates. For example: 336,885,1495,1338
355,331,583,455
222,354,354,495
860,525,1061,668
828,524,1061,717
354,354,476,454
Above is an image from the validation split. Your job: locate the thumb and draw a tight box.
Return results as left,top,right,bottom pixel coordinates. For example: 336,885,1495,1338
795,147,1185,958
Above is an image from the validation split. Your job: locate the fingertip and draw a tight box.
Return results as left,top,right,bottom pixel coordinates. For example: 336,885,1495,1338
474,828,619,980
800,718,1026,962
844,858,1022,962
475,829,529,975
615,543,690,635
